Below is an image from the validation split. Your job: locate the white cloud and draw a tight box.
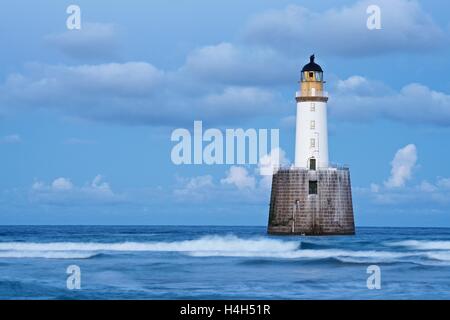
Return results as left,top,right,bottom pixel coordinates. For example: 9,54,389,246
30,175,122,205
385,144,417,188
173,149,290,199
4,62,164,99
173,175,215,201
0,61,281,126
31,181,45,191
335,75,392,96
179,175,214,190
330,77,450,126
370,183,380,193
173,148,289,204
221,166,256,190
174,162,280,204
67,62,164,94
243,0,448,57
2,2,448,128
45,23,119,60
258,148,290,189
437,178,450,189
356,146,450,209
51,177,73,191
200,86,277,120
4,64,449,128
182,42,296,86
0,134,21,144
203,86,273,107
357,175,450,208
91,175,111,192
418,181,438,193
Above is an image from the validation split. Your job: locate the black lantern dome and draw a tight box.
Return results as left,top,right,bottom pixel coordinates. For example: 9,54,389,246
301,54,323,72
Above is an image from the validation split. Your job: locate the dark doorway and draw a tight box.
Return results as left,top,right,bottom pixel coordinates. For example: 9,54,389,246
309,158,316,170
309,181,318,195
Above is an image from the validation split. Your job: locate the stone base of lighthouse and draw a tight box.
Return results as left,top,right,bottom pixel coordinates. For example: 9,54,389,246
268,168,355,236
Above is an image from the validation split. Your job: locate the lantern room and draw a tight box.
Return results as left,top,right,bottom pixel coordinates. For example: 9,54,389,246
299,54,325,98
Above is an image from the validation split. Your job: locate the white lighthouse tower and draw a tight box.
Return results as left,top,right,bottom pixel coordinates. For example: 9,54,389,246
267,54,355,235
295,54,329,169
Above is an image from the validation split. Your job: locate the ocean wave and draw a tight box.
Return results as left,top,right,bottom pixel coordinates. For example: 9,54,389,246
0,235,299,254
424,252,450,262
0,251,99,259
189,249,450,266
386,240,450,250
1,235,449,264
187,248,415,262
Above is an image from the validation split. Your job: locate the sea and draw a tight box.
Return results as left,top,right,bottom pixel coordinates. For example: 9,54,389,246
0,225,450,300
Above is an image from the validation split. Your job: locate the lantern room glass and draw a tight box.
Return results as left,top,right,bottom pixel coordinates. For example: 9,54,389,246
301,71,323,82
315,71,323,81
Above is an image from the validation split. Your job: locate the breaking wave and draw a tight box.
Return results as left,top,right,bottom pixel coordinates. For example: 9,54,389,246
386,240,450,251
187,248,416,263
424,252,450,262
1,235,450,264
0,235,299,253
0,251,99,259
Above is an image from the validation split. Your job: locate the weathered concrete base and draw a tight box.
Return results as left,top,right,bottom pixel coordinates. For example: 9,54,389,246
268,168,355,236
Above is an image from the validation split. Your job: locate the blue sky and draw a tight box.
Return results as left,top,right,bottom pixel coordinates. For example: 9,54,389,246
1,0,450,226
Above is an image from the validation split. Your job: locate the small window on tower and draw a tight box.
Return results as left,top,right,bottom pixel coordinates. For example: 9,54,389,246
310,120,315,130
309,181,318,195
310,138,315,148
310,103,315,112
309,72,314,79
309,158,316,170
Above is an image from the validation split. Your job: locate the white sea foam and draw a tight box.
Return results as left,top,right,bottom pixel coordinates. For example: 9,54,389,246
0,235,448,263
0,236,363,260
425,252,450,262
386,240,450,250
0,251,98,259
187,249,415,261
0,235,299,253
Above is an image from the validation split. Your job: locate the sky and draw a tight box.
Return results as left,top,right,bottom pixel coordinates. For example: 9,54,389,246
1,0,450,226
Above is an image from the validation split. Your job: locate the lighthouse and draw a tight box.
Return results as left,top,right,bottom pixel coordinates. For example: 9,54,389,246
268,55,355,235
295,55,329,169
